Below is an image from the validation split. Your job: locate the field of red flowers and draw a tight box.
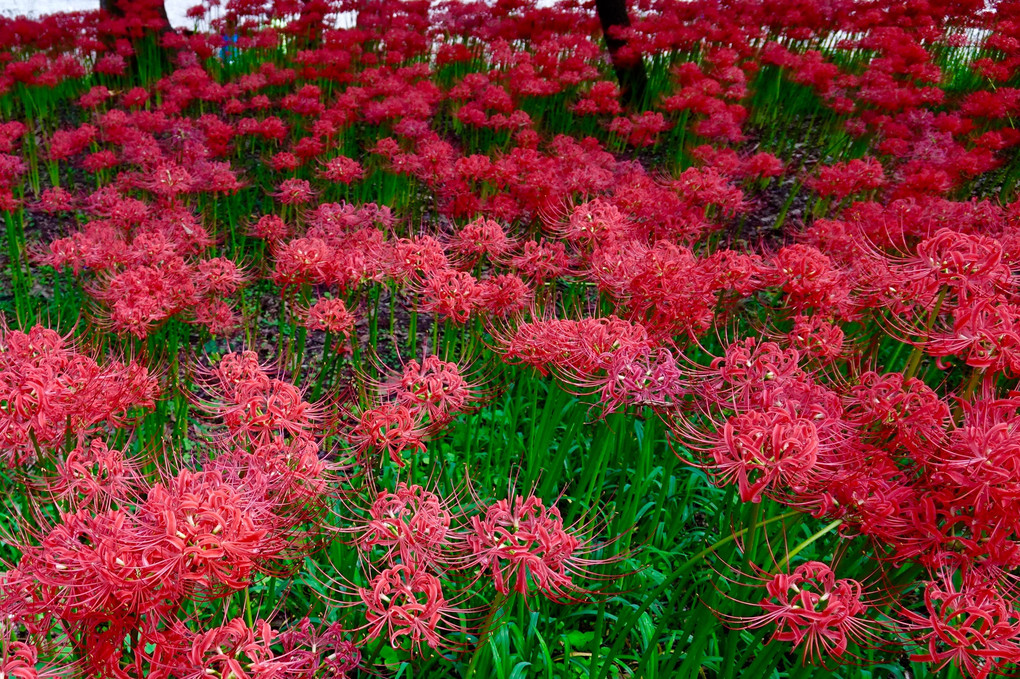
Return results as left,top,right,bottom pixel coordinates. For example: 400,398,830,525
1,0,1020,676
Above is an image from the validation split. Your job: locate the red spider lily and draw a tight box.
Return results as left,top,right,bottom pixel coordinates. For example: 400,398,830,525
722,560,883,666
272,237,335,287
571,81,622,116
808,157,885,200
221,376,315,444
0,121,26,154
418,268,480,323
8,0,1020,673
179,618,309,679
276,618,361,678
139,162,194,199
815,451,919,541
763,244,851,315
197,353,318,447
901,569,1020,679
786,315,845,364
49,124,96,162
920,229,1010,298
362,355,480,434
249,214,292,243
476,274,532,317
35,187,76,213
349,402,427,467
191,299,241,336
466,491,609,602
691,337,804,409
927,395,1020,514
205,351,269,395
496,316,653,377
508,239,571,284
23,508,178,620
0,324,158,465
193,257,248,297
302,297,356,339
133,468,290,593
358,564,456,654
547,340,685,413
50,438,140,511
305,202,394,239
708,407,822,503
81,150,118,173
356,482,460,569
273,178,314,205
589,239,727,340
608,111,672,147
270,152,301,172
925,298,1020,377
554,197,635,247
592,346,686,412
389,235,450,284
842,370,950,456
0,639,70,679
447,217,514,264
90,261,196,339
318,155,365,184
211,437,332,523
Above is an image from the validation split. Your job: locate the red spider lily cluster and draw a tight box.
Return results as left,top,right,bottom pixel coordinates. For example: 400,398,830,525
0,0,1020,675
342,481,609,653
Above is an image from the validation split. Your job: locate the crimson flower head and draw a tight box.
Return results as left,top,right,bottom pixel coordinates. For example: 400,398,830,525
319,155,365,184
225,377,315,447
559,197,632,246
349,402,427,467
710,407,821,503
419,268,480,324
510,238,571,284
35,187,76,212
448,217,513,262
0,324,158,466
737,561,876,665
808,156,885,200
182,618,307,679
392,355,476,430
143,162,193,199
52,438,138,510
302,297,356,339
358,482,456,568
193,257,247,297
358,564,450,654
477,273,532,317
274,178,314,205
276,618,361,678
272,237,334,287
901,569,1020,679
249,214,291,242
787,314,845,364
1,640,42,678
913,228,1011,301
390,235,450,284
468,492,598,602
137,469,271,594
595,346,685,412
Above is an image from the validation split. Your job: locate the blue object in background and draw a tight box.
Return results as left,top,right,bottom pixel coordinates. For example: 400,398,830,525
220,33,238,63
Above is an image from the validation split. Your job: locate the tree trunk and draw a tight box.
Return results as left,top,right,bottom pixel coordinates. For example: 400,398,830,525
595,0,648,110
99,0,173,81
100,0,172,34
297,0,329,48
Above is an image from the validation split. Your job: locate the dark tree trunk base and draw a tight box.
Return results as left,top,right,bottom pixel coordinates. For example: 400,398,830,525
595,0,648,110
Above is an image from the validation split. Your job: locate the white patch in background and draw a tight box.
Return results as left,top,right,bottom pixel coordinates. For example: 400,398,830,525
0,0,196,27
2,0,560,33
